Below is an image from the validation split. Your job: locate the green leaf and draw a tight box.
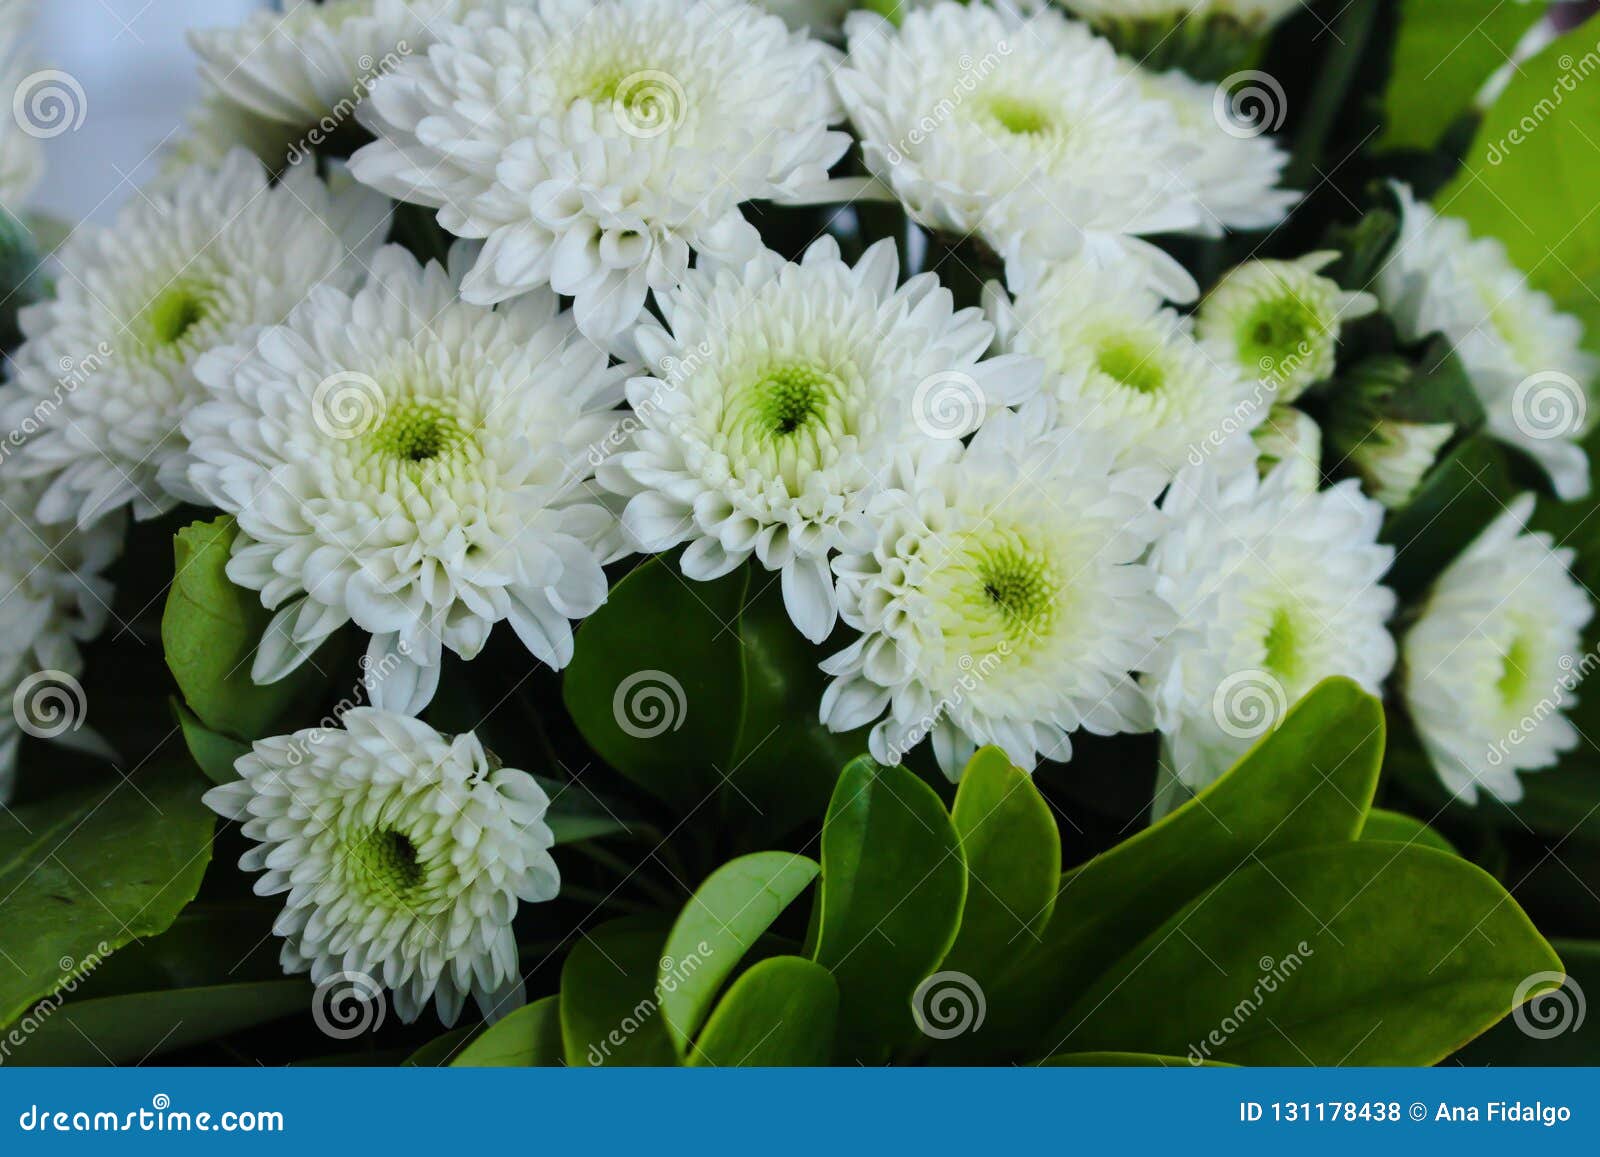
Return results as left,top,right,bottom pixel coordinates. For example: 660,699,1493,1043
686,956,838,1067
403,1026,476,1066
161,517,326,739
1361,806,1457,854
1051,843,1560,1065
813,758,967,1062
562,558,745,809
659,851,820,1055
942,747,1059,989
172,699,249,786
532,774,639,847
5,980,308,1065
560,915,678,1067
452,995,564,1067
1454,940,1600,1065
1442,26,1600,350
965,678,1383,1060
0,763,215,1029
726,576,867,842
1380,0,1546,151
1381,435,1515,601
1041,1052,1232,1067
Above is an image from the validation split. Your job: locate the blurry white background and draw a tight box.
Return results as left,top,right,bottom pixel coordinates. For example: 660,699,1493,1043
32,0,267,224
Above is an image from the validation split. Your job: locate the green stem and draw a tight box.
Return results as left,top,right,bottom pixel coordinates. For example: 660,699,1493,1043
1285,0,1381,190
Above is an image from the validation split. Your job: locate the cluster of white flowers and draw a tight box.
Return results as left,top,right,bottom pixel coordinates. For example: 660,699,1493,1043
3,0,1594,1025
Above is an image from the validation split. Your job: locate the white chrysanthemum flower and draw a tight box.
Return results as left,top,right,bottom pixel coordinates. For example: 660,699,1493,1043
600,236,1040,643
1345,418,1454,509
0,0,42,210
0,471,122,800
820,408,1174,777
184,245,632,716
1378,184,1598,500
0,151,388,528
1147,461,1397,790
349,0,849,342
1131,67,1298,238
1197,253,1375,404
181,0,466,172
1403,495,1592,805
986,259,1257,477
837,2,1205,302
1252,404,1321,493
203,708,559,1025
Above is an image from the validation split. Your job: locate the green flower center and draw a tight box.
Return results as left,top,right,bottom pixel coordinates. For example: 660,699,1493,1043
369,401,471,464
1261,605,1304,684
1095,337,1166,395
1496,631,1536,707
755,364,835,437
143,284,211,349
971,537,1060,641
347,826,427,903
1238,295,1323,377
977,94,1057,137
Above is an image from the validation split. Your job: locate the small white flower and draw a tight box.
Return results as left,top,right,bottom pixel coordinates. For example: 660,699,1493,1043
600,235,1040,643
1147,461,1397,790
1197,252,1376,404
1378,184,1597,500
184,245,633,716
986,258,1258,478
1251,404,1321,494
1,151,389,527
203,708,560,1025
821,408,1174,778
837,1,1205,302
0,471,122,800
1403,495,1593,805
349,0,849,342
1344,418,1454,509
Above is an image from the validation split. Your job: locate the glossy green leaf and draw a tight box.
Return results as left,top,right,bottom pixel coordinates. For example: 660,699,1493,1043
453,995,564,1067
172,699,249,786
1381,435,1515,601
560,915,677,1067
1454,940,1600,1065
0,763,215,1028
1361,806,1457,854
942,747,1059,988
686,956,838,1067
1442,26,1600,349
6,980,308,1065
1052,843,1560,1065
813,758,967,1062
659,851,820,1054
403,1027,476,1066
1041,1052,1232,1067
562,558,745,809
161,517,325,739
967,678,1383,1060
532,774,639,847
1380,0,1545,151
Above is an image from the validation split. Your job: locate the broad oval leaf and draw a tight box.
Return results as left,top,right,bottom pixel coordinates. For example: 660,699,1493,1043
404,1026,476,1067
1041,1052,1232,1067
1454,939,1600,1065
1050,843,1561,1065
687,956,838,1067
560,915,677,1067
659,851,820,1054
452,995,564,1067
1360,806,1457,854
173,699,249,786
813,758,966,1062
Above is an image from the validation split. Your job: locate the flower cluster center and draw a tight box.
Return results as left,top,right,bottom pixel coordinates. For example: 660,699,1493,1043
346,825,427,903
1095,336,1166,395
369,401,471,464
